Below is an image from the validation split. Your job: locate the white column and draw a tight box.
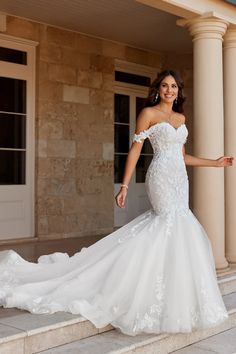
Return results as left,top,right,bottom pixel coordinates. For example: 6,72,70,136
186,18,228,270
224,29,236,263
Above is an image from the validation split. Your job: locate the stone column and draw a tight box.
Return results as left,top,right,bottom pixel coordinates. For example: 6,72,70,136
185,18,228,270
224,29,236,263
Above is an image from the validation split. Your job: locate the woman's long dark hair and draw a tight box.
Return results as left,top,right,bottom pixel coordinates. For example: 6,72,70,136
145,69,185,113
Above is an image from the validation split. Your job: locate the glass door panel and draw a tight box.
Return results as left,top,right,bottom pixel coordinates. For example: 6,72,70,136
0,113,26,149
0,150,25,184
0,47,27,65
135,97,153,183
0,76,26,113
0,76,27,185
114,93,130,184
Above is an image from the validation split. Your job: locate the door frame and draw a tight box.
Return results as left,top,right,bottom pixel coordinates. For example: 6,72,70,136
114,60,159,226
0,34,38,240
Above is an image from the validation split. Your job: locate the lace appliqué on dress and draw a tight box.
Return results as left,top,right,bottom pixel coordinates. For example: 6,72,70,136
132,275,165,332
133,130,149,143
190,277,228,328
200,278,228,323
118,210,154,244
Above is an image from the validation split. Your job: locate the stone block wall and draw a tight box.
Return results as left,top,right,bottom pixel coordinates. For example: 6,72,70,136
3,15,193,240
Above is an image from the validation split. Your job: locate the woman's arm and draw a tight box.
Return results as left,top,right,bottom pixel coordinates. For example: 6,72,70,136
182,146,234,167
115,108,152,208
120,143,143,187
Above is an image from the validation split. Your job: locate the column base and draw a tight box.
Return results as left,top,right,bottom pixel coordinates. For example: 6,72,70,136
215,259,229,272
216,266,231,275
226,254,236,263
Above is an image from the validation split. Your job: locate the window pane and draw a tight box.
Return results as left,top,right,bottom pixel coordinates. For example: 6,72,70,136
136,97,146,117
0,77,26,113
114,94,129,123
0,47,27,65
141,139,153,154
115,71,151,87
136,155,153,183
0,113,26,149
136,97,153,155
114,154,127,183
0,150,25,184
115,124,129,153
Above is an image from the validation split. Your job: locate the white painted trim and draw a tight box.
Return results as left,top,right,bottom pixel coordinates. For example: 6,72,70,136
115,59,159,81
0,13,6,32
114,83,149,95
27,43,36,237
0,33,38,47
0,61,30,78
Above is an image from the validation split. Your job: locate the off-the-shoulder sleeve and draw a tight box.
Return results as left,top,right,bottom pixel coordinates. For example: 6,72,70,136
133,130,149,143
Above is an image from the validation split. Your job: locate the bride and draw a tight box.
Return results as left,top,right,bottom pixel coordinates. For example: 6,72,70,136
0,69,233,336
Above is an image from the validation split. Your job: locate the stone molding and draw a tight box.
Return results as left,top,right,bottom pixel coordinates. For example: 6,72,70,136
178,16,228,42
224,28,236,48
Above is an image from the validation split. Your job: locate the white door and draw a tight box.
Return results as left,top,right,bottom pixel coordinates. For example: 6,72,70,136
0,35,36,239
114,89,153,227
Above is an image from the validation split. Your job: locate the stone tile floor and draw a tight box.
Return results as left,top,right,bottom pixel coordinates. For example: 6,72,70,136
0,235,103,262
39,330,160,354
0,293,235,354
37,324,236,354
171,326,236,354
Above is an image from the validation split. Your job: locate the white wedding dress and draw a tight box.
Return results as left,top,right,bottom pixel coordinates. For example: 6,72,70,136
0,122,228,336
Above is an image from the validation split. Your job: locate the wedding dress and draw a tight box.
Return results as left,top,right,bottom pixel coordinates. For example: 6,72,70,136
0,122,228,336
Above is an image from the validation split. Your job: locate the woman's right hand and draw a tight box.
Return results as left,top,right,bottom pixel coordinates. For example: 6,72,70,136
115,188,128,208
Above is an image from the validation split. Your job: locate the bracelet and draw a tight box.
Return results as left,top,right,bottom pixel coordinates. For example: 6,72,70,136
121,184,128,189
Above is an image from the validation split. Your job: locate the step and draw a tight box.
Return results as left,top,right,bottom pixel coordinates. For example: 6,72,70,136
218,271,236,296
0,273,235,354
171,326,236,353
37,292,236,354
0,308,112,354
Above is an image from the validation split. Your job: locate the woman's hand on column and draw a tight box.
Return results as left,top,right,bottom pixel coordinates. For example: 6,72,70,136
215,156,234,167
115,187,128,208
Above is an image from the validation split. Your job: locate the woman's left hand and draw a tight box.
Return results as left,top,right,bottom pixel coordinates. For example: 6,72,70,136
216,156,234,167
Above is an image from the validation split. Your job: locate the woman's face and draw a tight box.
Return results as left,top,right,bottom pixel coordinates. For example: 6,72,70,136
159,75,178,104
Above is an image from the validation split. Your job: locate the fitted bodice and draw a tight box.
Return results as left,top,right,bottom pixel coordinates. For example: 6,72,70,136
133,122,189,217
133,121,188,156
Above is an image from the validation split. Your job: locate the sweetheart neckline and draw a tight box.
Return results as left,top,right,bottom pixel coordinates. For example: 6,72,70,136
147,121,186,132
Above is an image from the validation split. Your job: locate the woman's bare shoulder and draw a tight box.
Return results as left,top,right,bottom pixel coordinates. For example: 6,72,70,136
136,107,156,132
141,106,158,117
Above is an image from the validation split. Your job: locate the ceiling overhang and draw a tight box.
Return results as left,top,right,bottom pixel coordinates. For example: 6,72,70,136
0,0,192,53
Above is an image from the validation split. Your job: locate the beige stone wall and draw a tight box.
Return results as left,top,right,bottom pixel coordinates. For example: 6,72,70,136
3,15,193,240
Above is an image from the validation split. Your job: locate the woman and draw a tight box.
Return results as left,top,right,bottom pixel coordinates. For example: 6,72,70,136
0,70,233,336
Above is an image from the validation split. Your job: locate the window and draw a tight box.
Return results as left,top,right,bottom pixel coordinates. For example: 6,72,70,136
0,47,27,65
0,77,27,184
114,93,130,183
135,97,153,183
115,71,151,87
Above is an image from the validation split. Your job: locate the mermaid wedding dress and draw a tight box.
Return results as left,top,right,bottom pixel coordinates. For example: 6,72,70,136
0,122,228,335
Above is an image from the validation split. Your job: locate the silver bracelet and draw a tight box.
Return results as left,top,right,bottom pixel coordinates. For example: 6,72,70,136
121,184,128,189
